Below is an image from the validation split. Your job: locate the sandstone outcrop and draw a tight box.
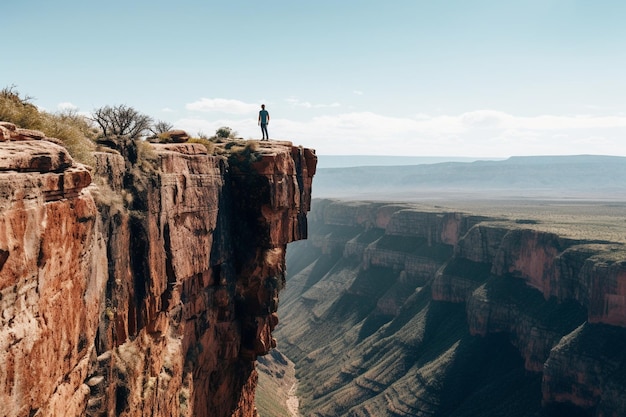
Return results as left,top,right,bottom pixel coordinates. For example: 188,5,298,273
147,129,190,143
0,124,316,417
0,128,103,417
277,199,626,417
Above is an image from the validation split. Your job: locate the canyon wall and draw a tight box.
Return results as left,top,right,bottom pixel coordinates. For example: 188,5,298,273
0,122,316,417
277,199,626,417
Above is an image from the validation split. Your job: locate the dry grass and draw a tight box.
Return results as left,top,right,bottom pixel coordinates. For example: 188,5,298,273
135,139,159,173
90,177,126,215
0,86,97,165
187,137,217,153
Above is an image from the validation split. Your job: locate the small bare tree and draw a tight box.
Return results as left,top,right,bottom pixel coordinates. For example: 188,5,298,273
151,120,174,135
91,104,153,139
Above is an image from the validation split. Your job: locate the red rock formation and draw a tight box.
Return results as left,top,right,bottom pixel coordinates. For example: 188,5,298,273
0,124,104,417
0,123,316,417
586,256,626,327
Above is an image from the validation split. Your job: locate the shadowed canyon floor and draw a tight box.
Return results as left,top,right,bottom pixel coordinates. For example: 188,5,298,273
256,350,300,417
260,198,626,417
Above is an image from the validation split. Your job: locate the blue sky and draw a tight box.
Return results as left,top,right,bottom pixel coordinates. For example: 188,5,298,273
3,0,626,157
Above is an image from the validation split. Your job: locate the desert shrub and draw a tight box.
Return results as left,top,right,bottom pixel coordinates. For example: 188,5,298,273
197,128,238,141
188,137,217,154
135,139,159,172
0,85,40,128
91,177,126,215
225,140,262,168
187,136,258,157
215,126,234,138
150,120,173,135
179,387,191,415
0,85,96,165
244,140,259,152
45,110,97,165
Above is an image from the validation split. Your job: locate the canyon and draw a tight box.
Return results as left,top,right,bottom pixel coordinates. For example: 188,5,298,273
2,118,626,417
0,121,316,417
275,199,626,417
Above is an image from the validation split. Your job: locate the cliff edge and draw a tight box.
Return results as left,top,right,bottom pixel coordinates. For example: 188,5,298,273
0,121,316,417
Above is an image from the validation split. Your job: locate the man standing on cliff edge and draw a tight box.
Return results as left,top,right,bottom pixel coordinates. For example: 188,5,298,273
258,104,270,141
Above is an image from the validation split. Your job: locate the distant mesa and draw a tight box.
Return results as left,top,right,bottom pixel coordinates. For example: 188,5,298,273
313,154,626,200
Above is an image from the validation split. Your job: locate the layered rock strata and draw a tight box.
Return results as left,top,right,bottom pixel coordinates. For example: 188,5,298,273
0,125,103,417
0,123,316,417
278,199,626,417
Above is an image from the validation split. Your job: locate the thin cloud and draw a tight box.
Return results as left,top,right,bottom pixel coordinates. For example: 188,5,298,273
286,98,340,108
175,110,626,157
353,90,364,95
57,102,77,111
420,110,626,132
186,98,258,114
460,110,508,128
278,111,626,156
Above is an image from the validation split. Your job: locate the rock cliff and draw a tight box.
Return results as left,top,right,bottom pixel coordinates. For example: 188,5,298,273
277,199,626,417
0,122,316,417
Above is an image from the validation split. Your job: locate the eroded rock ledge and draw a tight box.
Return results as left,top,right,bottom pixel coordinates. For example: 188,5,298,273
0,123,316,417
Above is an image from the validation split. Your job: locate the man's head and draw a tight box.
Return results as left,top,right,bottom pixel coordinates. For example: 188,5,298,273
261,104,265,109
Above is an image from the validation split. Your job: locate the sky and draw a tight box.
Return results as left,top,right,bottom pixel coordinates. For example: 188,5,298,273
2,0,626,157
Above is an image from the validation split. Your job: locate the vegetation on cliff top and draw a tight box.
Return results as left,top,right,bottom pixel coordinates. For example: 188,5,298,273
0,85,97,164
0,85,260,166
